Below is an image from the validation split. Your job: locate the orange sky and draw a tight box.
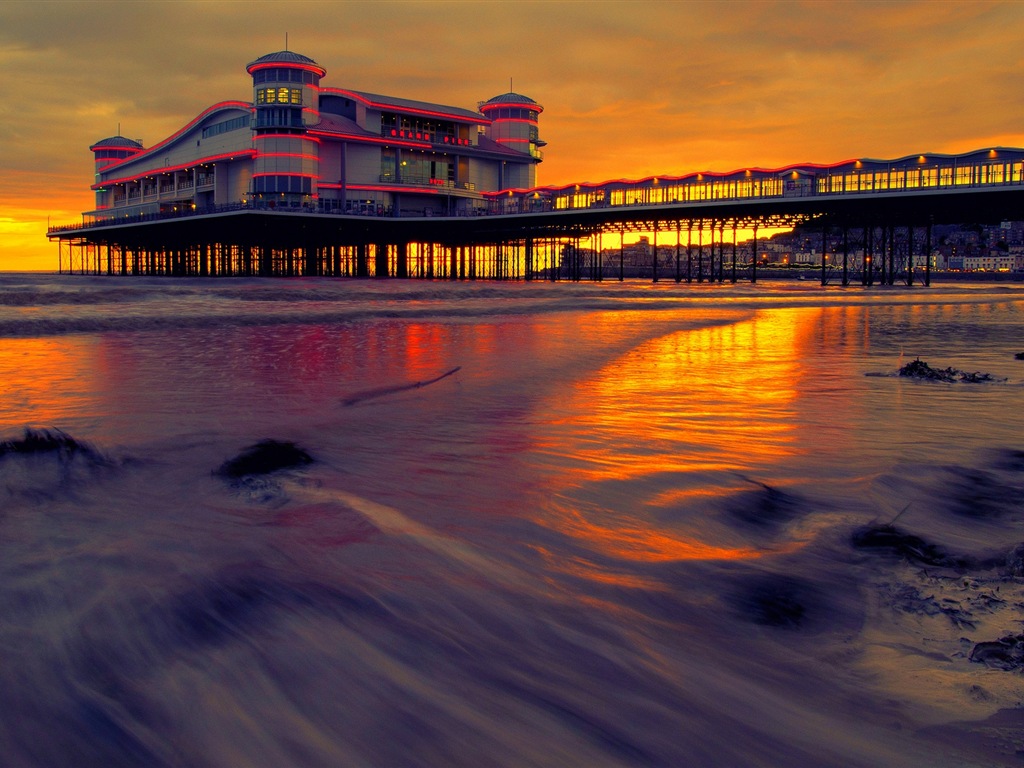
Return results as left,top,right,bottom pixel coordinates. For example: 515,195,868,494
3,0,1024,272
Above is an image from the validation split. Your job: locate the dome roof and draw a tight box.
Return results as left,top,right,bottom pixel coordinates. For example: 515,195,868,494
90,136,143,151
481,92,542,111
246,50,326,76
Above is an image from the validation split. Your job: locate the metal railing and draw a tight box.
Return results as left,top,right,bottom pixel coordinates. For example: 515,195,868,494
48,154,1024,234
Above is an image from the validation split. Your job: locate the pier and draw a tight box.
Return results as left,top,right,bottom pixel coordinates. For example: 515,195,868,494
48,147,1024,285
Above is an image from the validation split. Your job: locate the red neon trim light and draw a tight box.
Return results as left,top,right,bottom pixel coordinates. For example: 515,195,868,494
246,61,326,77
307,130,432,150
320,88,491,125
93,149,257,189
480,102,543,114
256,152,320,161
488,117,538,126
96,101,253,172
252,172,317,178
254,133,321,142
344,184,440,194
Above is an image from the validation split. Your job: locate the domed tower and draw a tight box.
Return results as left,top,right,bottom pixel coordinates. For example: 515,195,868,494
245,51,326,207
89,135,143,210
480,92,544,189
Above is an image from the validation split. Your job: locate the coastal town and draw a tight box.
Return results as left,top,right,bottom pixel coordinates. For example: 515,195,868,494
567,220,1024,274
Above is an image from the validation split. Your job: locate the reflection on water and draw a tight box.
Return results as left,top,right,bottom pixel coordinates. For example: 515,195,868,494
3,278,1024,767
526,307,837,569
0,337,103,431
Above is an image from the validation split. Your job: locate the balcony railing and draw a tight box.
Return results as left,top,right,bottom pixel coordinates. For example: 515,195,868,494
379,174,455,188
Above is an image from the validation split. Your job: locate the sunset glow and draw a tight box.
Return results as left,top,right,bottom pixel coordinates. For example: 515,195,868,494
4,1,1024,270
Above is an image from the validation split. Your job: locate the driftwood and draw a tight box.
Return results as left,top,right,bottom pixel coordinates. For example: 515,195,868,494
341,366,462,407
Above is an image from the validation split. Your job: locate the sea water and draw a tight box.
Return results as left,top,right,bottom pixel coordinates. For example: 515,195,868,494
1,273,1023,767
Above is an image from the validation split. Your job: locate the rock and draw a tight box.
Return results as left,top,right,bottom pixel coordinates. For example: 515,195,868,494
1006,543,1024,578
0,427,103,461
969,634,1024,670
851,523,968,568
216,439,314,479
898,358,958,382
960,371,996,383
897,358,1001,383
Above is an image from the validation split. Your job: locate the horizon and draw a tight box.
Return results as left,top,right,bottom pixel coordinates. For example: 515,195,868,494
3,0,1024,271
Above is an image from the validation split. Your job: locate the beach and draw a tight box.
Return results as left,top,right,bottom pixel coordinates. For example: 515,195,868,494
2,274,1023,766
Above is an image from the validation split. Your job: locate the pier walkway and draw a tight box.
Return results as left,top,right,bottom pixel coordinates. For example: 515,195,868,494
48,147,1024,285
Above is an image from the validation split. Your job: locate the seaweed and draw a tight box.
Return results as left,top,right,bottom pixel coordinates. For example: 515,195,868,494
897,358,1000,383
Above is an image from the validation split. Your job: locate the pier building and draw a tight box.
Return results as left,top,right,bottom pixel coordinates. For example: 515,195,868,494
87,50,543,222
49,51,1024,286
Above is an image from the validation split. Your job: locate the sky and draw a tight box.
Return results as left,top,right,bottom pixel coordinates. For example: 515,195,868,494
3,0,1024,271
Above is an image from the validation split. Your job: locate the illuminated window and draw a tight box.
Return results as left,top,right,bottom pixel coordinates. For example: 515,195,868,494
256,87,302,106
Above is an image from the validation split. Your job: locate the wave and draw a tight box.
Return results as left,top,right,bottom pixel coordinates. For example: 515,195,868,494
0,280,1019,338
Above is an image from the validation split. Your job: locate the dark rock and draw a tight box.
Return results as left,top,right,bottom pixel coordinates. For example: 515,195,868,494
969,634,1024,670
0,428,103,462
851,523,968,568
215,439,314,479
960,371,996,383
897,358,1001,383
1014,352,1024,360
1006,543,1024,578
898,358,959,382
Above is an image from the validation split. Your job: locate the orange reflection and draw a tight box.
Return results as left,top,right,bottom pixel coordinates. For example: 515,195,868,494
527,307,825,574
560,509,761,562
541,307,819,483
0,336,101,430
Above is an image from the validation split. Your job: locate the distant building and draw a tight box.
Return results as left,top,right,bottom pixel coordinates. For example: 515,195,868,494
964,250,1015,272
88,50,544,221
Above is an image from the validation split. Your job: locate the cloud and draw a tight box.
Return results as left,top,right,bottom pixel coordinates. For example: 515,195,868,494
3,0,1024,269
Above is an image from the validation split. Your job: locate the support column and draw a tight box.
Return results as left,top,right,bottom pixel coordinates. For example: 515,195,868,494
652,223,659,283
396,242,409,278
717,222,725,282
731,223,738,283
820,223,828,286
619,229,625,282
907,225,915,286
356,243,369,277
888,226,896,285
925,221,932,287
842,227,849,286
675,221,682,283
687,221,693,283
751,222,758,284
697,221,704,283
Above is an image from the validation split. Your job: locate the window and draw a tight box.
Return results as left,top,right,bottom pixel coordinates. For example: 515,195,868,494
202,115,250,139
256,87,303,105
490,107,538,121
254,107,304,128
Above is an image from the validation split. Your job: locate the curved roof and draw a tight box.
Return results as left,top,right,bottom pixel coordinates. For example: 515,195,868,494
90,136,144,151
246,50,326,76
480,92,543,112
